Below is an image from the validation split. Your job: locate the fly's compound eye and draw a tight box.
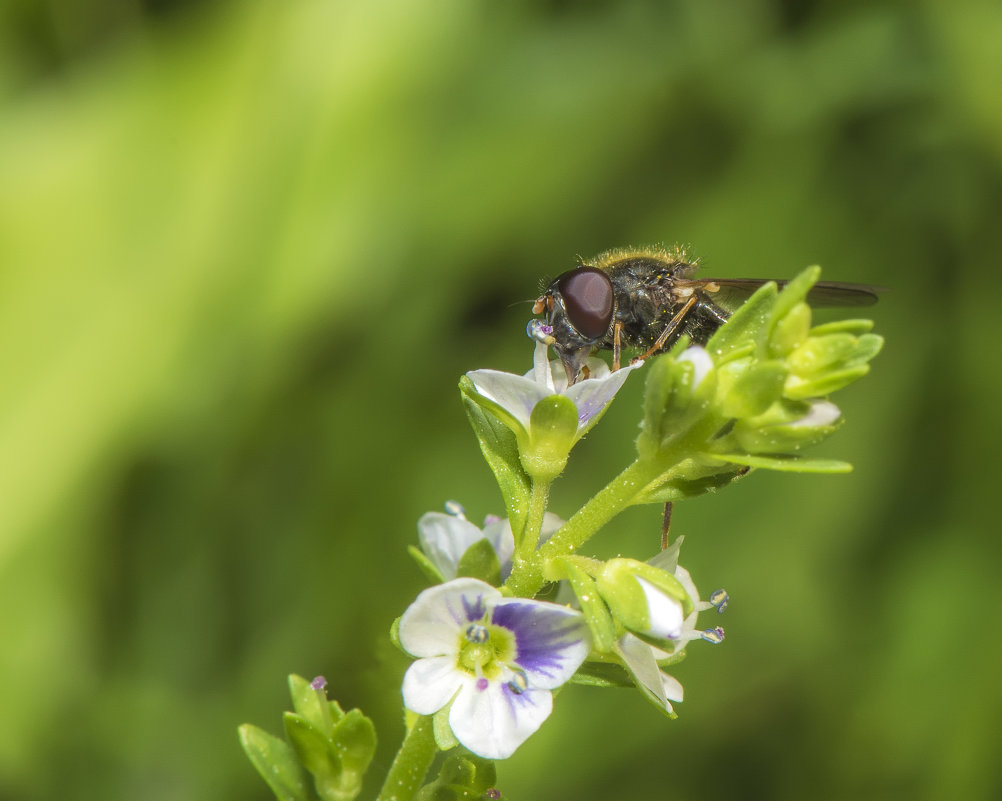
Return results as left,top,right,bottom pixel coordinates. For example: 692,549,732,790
556,266,614,340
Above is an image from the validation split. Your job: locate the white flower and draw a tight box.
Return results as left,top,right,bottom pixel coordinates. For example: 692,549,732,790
399,578,591,759
466,341,642,442
418,504,563,582
617,541,727,714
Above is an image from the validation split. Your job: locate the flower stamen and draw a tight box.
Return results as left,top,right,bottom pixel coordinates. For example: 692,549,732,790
708,588,729,613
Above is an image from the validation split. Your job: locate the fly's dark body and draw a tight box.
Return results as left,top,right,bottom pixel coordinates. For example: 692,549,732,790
593,254,729,353
532,245,879,384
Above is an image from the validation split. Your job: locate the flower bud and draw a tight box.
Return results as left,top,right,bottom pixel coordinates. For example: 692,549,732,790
596,558,692,642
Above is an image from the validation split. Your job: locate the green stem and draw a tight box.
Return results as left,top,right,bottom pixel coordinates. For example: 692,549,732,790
507,478,550,590
375,716,436,801
541,458,666,561
503,459,658,597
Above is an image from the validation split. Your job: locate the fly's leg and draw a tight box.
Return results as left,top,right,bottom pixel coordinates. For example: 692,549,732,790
612,321,624,371
633,294,699,363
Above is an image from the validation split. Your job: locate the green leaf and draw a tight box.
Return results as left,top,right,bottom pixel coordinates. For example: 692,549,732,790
709,453,853,473
721,360,788,418
810,318,875,337
634,467,746,504
568,660,635,688
284,714,341,795
389,616,404,653
784,366,871,399
454,538,502,585
330,709,377,780
416,753,497,801
288,675,342,735
408,545,446,584
770,266,821,329
789,333,863,374
637,338,710,456
850,333,884,366
768,301,811,356
705,281,777,357
238,723,314,801
459,377,531,532
432,706,459,751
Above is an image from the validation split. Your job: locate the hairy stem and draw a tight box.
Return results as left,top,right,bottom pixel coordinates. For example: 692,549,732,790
375,716,436,801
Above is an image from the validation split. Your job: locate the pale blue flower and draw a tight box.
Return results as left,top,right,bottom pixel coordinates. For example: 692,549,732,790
400,578,591,759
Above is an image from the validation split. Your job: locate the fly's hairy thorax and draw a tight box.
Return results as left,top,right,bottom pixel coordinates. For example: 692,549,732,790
597,257,724,352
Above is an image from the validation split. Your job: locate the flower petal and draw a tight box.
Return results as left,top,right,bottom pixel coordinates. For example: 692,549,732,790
401,655,464,715
636,576,685,640
490,599,590,689
399,578,501,658
677,345,713,389
465,370,550,430
530,341,558,392
617,633,667,708
449,679,553,760
563,360,643,431
788,399,841,428
661,671,684,704
418,512,491,581
481,518,516,579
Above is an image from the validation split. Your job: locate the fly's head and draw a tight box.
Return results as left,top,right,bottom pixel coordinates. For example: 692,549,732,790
532,266,615,384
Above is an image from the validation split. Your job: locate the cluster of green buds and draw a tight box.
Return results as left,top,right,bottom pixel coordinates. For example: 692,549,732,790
239,266,881,801
239,676,376,801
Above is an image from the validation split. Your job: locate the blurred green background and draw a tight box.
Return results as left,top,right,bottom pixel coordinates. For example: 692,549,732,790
2,0,1000,799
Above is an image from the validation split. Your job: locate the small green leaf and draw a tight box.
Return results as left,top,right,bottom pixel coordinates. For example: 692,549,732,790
634,467,746,504
238,723,314,801
389,616,404,653
706,281,778,357
710,453,853,473
770,266,821,329
721,360,788,418
408,545,446,584
810,318,875,337
432,706,459,751
284,714,339,791
768,301,811,356
459,377,531,532
288,675,341,735
637,338,710,456
455,538,502,586
568,660,635,688
849,333,884,366
789,333,862,374
416,753,497,801
784,366,871,399
330,709,377,779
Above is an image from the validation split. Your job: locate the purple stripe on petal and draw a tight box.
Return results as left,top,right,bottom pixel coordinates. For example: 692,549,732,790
461,593,487,622
491,602,585,679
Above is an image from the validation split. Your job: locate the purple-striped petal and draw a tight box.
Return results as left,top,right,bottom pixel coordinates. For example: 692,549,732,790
449,677,553,760
399,579,500,658
564,360,643,430
465,370,549,430
490,599,591,689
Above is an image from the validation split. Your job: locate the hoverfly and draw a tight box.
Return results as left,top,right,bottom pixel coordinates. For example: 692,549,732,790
532,245,880,384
